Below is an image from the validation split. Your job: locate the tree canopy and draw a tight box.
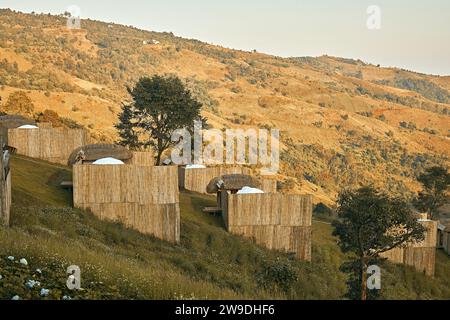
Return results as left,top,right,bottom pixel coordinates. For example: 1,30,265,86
414,166,450,219
332,186,425,300
115,75,203,165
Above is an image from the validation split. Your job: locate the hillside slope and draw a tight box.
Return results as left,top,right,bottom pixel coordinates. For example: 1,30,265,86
0,155,449,300
0,9,449,204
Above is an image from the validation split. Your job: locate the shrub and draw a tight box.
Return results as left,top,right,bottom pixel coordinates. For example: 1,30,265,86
2,91,35,116
257,259,298,292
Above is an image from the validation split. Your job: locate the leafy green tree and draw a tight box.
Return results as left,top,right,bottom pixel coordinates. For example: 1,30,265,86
332,187,425,300
115,103,140,150
414,166,450,219
116,75,203,165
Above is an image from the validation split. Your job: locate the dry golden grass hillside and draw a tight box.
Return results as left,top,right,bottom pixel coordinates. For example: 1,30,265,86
0,9,448,204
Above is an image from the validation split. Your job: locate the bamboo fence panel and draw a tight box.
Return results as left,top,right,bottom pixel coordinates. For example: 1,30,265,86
8,127,88,165
73,164,180,243
127,151,154,166
260,178,277,193
443,230,450,256
223,192,312,261
381,220,437,276
229,225,311,260
179,166,251,193
226,193,312,227
37,122,53,129
403,247,436,276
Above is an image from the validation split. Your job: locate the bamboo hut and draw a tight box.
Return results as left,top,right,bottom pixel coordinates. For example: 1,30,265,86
0,132,11,227
218,186,312,260
260,178,277,193
206,174,261,194
68,144,153,166
68,144,132,165
128,151,154,166
178,166,252,194
7,124,88,165
72,164,179,243
381,220,438,276
437,221,450,256
0,115,36,129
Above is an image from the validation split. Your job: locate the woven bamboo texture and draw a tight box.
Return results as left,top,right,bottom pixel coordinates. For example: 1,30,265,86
442,229,450,256
226,193,312,227
223,192,312,261
178,166,251,193
229,225,311,260
8,127,88,165
73,164,180,243
260,178,277,193
127,151,154,166
381,220,437,276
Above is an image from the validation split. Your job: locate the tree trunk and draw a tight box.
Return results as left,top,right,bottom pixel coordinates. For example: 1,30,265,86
156,138,163,166
360,257,367,301
155,150,163,166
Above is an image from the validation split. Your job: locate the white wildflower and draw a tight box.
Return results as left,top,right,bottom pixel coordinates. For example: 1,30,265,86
40,288,50,297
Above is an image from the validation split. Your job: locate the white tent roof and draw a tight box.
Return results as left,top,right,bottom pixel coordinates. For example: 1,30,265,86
92,157,125,165
17,124,39,129
236,186,264,194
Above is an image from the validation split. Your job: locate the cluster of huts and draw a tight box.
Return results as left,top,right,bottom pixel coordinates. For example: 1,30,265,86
0,114,448,275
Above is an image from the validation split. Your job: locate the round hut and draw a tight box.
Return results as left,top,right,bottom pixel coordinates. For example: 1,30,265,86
206,174,261,194
207,174,262,210
68,144,133,165
0,115,37,154
0,115,36,129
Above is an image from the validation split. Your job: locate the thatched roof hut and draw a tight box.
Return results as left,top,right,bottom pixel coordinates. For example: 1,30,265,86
0,115,36,129
68,144,133,165
206,174,261,194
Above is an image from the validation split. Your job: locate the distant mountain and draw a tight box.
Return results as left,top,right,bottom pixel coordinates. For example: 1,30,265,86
0,9,449,204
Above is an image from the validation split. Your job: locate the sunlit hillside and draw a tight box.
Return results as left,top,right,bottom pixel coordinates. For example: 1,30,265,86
0,9,449,204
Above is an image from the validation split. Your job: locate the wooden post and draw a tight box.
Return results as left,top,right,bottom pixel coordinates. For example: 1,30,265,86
0,132,11,227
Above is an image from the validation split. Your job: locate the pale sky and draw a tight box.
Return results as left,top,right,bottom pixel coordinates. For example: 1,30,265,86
1,0,449,75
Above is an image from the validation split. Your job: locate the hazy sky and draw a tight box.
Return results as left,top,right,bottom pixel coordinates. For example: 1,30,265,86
2,0,449,75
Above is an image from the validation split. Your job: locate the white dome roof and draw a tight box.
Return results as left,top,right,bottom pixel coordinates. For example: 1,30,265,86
17,124,39,129
92,157,125,165
236,186,265,194
185,164,207,169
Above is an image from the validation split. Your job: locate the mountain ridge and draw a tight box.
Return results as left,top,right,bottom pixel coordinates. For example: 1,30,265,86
0,9,449,205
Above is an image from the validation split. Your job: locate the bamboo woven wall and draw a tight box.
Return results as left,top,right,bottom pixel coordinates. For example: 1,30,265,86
223,192,312,260
381,220,437,276
260,178,277,193
178,166,251,193
126,151,154,166
73,164,180,243
8,127,88,165
443,230,450,256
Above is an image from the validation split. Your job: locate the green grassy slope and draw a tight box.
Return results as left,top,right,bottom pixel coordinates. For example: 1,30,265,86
0,156,449,300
